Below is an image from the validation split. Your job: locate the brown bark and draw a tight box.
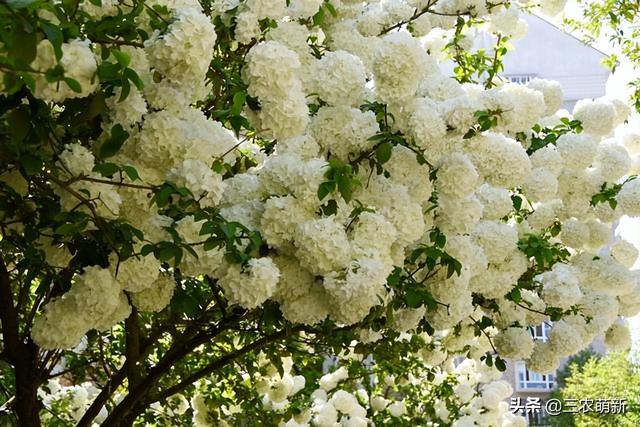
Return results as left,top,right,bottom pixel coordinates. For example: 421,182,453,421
0,255,41,427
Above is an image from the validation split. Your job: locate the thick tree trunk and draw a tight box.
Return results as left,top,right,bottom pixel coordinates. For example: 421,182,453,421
13,345,41,427
0,256,41,427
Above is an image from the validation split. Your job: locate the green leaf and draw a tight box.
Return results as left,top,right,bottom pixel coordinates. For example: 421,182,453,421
124,68,144,90
324,1,338,17
336,176,353,203
64,77,82,93
485,354,493,367
312,6,324,26
495,356,507,372
10,26,37,64
118,78,131,102
375,142,393,165
231,91,247,115
507,287,521,303
99,124,130,159
219,223,236,239
7,108,31,141
141,244,155,256
319,199,337,216
171,291,200,317
55,222,83,235
405,287,424,308
41,22,63,60
87,92,106,119
317,181,334,201
6,0,40,8
112,50,131,69
153,185,174,207
511,194,523,211
156,243,182,263
93,162,120,177
97,62,121,80
21,154,43,175
121,165,140,181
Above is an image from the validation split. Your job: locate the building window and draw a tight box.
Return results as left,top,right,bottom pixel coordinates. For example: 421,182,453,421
527,411,547,426
530,322,551,342
516,362,556,391
506,74,536,84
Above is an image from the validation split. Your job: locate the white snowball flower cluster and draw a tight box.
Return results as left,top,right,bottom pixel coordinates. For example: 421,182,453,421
105,87,148,129
58,144,95,176
129,273,177,312
245,41,309,139
536,263,583,308
572,97,617,137
617,178,640,216
323,258,389,325
466,132,532,188
39,380,108,424
555,133,598,170
497,83,546,133
472,220,518,264
539,0,567,16
494,327,534,359
134,108,238,179
475,184,512,220
604,319,632,351
166,159,226,207
146,7,216,82
309,106,379,160
488,6,528,39
374,32,434,103
407,97,447,157
31,39,98,102
312,51,367,107
218,257,281,309
610,239,639,268
526,78,563,116
594,140,631,182
32,266,131,349
294,217,352,275
255,356,306,409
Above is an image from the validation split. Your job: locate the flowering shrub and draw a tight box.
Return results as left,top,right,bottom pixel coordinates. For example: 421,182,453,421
0,0,639,425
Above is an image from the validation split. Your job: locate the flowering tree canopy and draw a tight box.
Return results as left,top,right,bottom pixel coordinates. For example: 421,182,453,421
1,0,640,425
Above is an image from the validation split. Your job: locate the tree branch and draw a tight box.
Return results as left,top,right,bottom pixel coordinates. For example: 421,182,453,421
124,306,142,389
75,311,247,427
148,325,305,404
0,254,20,363
65,175,157,191
0,255,42,426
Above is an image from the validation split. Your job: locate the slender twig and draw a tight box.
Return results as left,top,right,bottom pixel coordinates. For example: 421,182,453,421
484,34,503,89
148,325,306,404
65,175,157,191
514,301,548,317
91,37,145,48
469,315,498,354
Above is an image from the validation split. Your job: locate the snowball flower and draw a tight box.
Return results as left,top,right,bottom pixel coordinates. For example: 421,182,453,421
387,400,406,417
610,239,639,268
31,39,98,102
495,327,534,359
573,98,616,137
617,178,640,217
312,51,367,106
218,258,280,309
604,319,631,351
59,144,95,176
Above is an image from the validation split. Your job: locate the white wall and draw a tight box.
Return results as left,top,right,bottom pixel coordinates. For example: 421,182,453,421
474,14,610,107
